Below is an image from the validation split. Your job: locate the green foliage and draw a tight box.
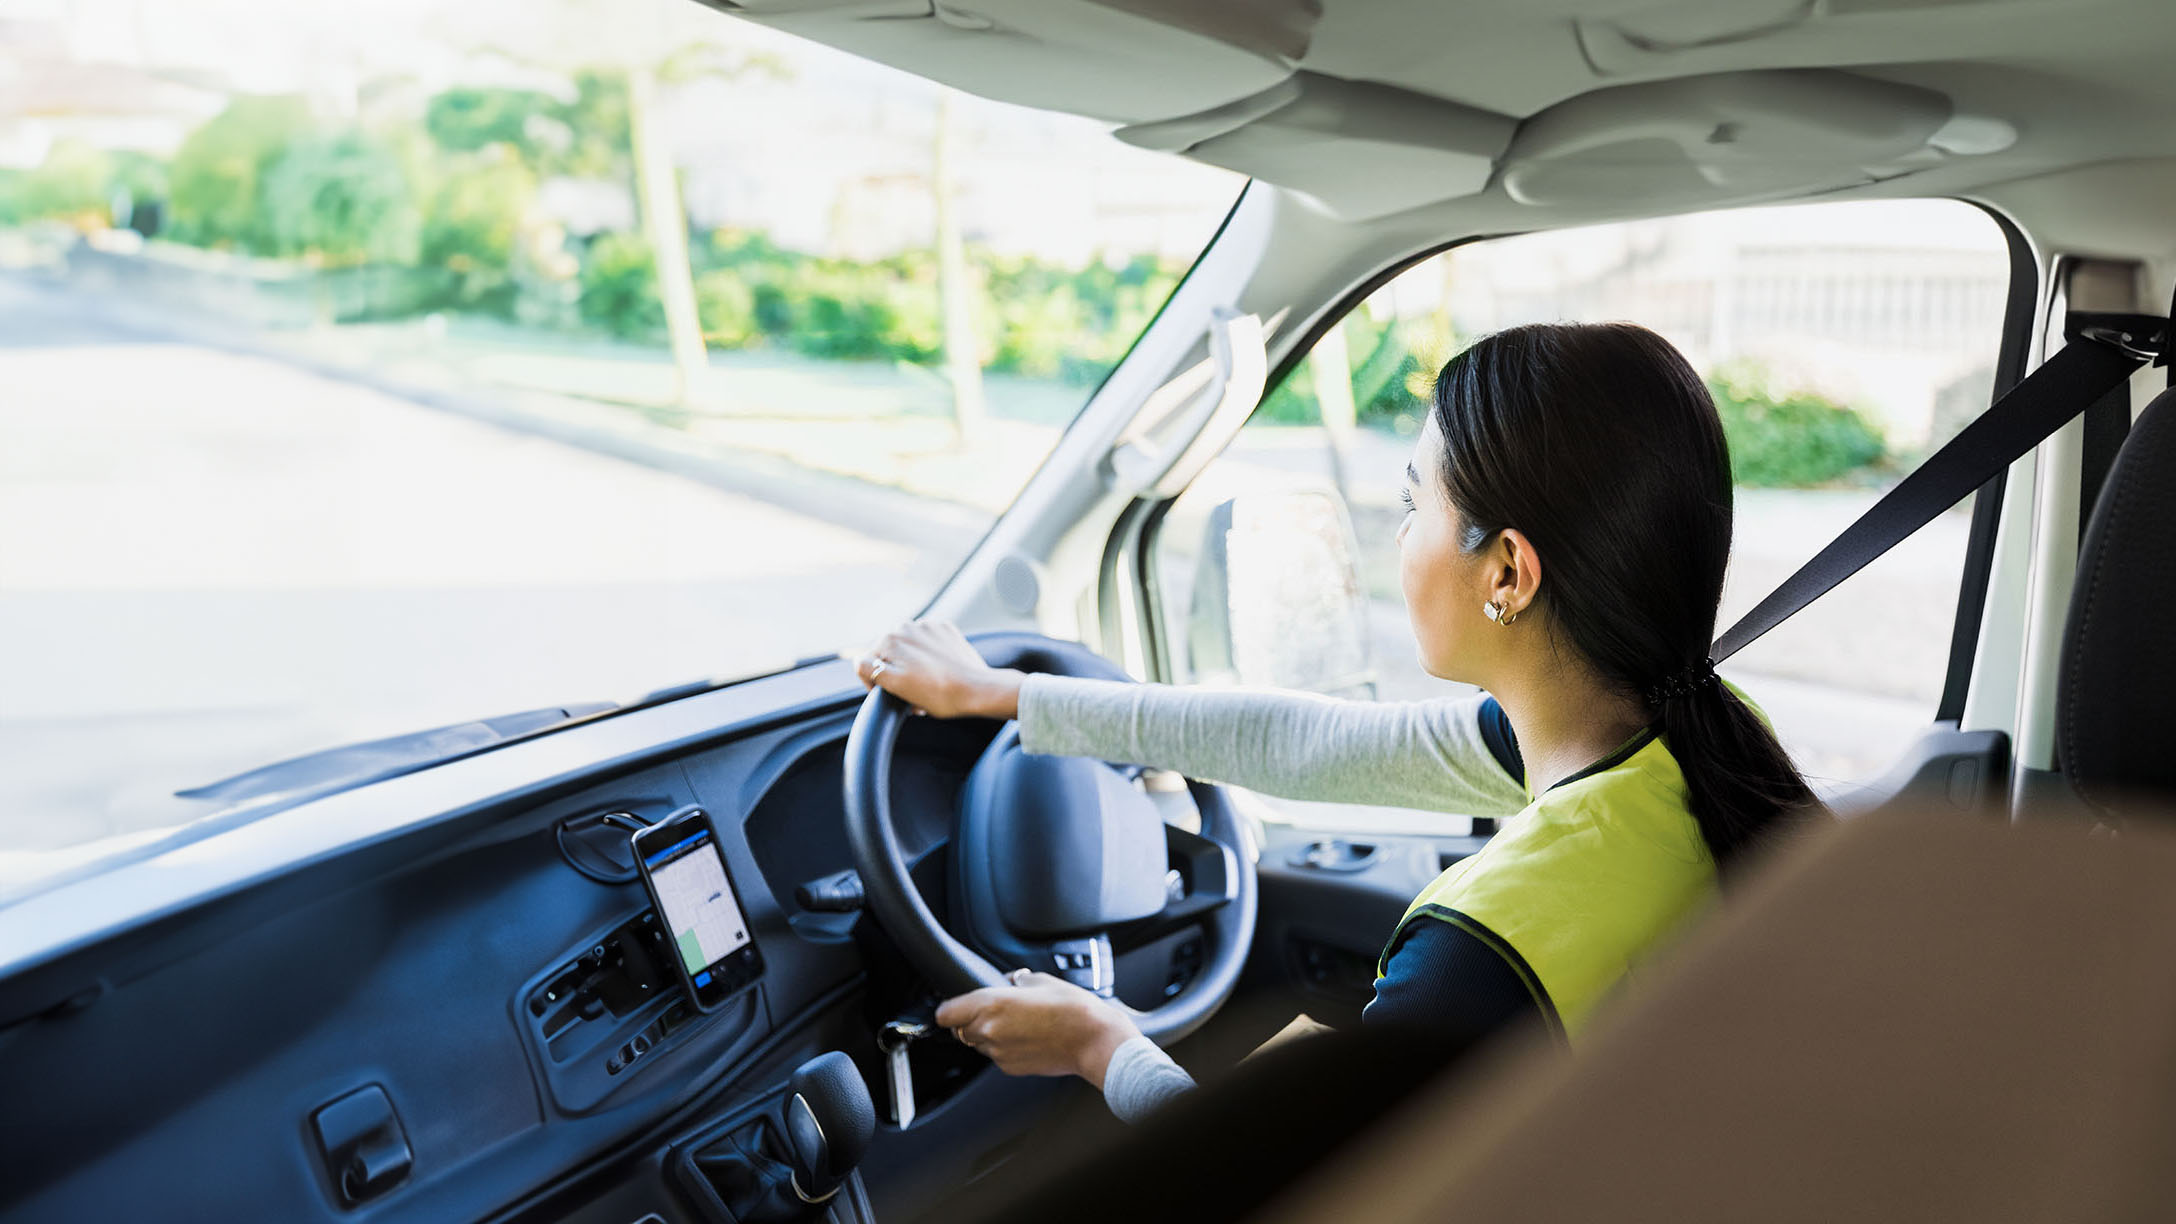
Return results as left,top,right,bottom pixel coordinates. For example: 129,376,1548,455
122,81,1189,385
981,251,1179,383
105,150,168,207
7,142,115,222
556,70,632,180
1257,307,1450,430
694,270,758,348
579,231,663,338
421,83,615,180
0,141,162,229
262,127,421,264
785,261,940,362
168,96,314,251
425,88,559,154
419,152,537,311
690,231,948,363
678,235,1187,376
1708,362,1886,487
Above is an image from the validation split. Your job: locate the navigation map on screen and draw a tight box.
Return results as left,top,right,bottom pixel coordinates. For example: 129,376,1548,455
642,831,751,982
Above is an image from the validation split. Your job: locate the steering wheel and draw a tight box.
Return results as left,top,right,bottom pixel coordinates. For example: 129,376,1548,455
843,632,1259,1044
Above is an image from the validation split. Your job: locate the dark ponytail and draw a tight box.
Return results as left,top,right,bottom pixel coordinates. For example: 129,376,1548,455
1430,322,1820,869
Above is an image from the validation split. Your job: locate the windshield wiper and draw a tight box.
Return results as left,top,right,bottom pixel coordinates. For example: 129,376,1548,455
175,703,618,806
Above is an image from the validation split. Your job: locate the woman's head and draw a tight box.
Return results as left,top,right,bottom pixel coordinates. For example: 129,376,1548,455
1397,321,1817,865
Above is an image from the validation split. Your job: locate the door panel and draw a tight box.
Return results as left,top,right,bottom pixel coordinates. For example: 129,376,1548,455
1242,824,1484,1027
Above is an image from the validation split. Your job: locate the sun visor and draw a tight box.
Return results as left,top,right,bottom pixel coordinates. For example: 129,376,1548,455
1500,69,2003,209
720,0,1297,125
1114,72,1517,221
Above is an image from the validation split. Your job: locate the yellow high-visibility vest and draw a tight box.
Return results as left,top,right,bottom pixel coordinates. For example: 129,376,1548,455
1380,729,1717,1039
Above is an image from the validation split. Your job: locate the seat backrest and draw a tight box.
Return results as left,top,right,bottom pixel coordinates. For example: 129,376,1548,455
2057,385,2176,818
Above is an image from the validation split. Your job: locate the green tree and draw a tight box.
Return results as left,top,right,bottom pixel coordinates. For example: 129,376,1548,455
16,142,115,221
105,151,168,209
557,70,634,179
424,87,560,154
262,127,421,264
168,95,314,251
419,150,538,310
693,270,758,348
448,0,788,403
579,231,663,337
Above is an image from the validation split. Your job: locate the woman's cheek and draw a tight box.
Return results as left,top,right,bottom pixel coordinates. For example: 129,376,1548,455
1400,521,1453,676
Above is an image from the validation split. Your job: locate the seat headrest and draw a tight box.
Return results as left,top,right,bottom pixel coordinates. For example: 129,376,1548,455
2057,385,2176,817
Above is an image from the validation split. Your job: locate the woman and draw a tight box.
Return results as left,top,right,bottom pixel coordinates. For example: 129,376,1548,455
857,322,1820,1122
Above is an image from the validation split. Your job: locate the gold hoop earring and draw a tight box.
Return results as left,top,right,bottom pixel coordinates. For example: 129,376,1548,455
1485,599,1518,626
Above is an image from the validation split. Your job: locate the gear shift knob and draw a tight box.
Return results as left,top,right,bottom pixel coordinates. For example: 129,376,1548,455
783,1051,875,1204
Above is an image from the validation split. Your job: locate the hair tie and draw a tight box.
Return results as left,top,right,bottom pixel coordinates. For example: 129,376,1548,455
1645,657,1718,707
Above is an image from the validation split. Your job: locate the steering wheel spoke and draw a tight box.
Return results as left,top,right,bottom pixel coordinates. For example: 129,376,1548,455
1108,824,1241,953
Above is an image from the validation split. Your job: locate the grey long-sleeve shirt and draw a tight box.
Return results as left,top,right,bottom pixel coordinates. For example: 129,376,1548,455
1016,675,1531,816
1013,674,1533,1121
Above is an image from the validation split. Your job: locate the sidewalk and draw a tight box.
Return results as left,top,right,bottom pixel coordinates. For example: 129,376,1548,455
281,315,1101,516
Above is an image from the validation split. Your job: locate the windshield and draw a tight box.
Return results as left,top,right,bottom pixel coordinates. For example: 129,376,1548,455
0,0,1240,887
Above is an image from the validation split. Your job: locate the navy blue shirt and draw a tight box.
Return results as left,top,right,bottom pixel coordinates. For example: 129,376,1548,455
1360,697,1547,1047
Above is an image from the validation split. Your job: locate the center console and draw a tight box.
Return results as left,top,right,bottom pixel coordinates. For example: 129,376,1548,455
516,907,763,1112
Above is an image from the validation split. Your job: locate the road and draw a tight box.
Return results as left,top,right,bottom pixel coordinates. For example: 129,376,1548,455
0,275,957,857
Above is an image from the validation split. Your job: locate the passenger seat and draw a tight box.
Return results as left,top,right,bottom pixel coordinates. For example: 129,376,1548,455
2056,383,2176,817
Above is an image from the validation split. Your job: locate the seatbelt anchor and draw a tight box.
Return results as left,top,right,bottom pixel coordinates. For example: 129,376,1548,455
2064,311,2169,365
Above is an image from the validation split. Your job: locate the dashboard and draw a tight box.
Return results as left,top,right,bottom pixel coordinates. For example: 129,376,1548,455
0,685,1203,1223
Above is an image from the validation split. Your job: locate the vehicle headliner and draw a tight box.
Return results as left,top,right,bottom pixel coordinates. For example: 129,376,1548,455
695,0,2176,261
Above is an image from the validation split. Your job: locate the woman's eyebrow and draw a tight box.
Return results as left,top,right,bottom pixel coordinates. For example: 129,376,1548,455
1405,462,1421,486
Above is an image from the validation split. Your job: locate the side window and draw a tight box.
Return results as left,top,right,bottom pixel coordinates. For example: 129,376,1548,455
1152,199,2014,826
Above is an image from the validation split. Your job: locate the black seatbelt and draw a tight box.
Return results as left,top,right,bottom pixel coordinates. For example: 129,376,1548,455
1711,311,2167,665
2078,379,2132,547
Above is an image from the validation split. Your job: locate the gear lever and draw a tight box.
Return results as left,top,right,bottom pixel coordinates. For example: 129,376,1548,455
783,1051,875,1204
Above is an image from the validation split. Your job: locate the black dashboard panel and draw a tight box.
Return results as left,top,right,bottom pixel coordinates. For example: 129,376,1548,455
0,685,1039,1224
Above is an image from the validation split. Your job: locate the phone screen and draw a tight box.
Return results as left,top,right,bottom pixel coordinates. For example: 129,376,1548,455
634,810,759,1009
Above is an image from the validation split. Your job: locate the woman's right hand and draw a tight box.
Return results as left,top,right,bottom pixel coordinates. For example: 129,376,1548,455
855,620,1025,720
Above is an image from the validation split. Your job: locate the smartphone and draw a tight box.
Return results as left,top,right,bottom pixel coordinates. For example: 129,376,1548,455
630,806,763,1013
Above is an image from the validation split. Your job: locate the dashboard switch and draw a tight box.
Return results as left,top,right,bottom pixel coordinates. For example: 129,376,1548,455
794,869,866,913
311,1084,412,1208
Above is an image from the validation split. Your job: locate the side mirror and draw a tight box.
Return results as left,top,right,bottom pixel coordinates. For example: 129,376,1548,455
1187,490,1375,697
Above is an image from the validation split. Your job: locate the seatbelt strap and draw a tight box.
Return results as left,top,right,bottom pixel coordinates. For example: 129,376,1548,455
1711,313,2165,664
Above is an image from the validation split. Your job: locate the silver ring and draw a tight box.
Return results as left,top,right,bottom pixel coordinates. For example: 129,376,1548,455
869,657,890,679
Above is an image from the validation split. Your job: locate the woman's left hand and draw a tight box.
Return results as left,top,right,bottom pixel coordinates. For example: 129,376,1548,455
935,970,1142,1089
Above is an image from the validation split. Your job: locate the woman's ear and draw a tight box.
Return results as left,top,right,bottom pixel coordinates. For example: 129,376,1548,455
1494,528,1544,618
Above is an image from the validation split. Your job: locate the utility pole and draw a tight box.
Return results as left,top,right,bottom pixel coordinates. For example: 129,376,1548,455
626,61,708,408
933,88,985,447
